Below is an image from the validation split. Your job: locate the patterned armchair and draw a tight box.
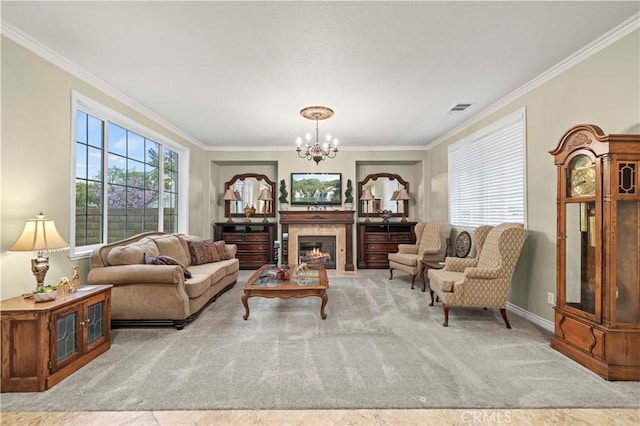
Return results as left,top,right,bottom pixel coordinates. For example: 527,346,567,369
426,225,493,297
428,223,527,328
388,222,451,288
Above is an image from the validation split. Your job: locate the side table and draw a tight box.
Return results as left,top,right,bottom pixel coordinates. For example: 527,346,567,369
1,285,112,392
419,260,445,293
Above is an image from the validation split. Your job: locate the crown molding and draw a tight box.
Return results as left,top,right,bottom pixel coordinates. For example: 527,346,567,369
1,19,207,150
427,13,640,150
208,144,428,152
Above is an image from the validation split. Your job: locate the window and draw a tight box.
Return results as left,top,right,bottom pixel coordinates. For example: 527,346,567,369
448,109,526,228
72,93,188,257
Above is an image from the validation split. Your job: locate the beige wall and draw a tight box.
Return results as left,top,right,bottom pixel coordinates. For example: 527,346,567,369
1,37,207,299
426,30,640,322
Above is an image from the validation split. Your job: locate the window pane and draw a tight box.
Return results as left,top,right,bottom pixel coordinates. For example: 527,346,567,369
145,166,158,190
107,154,126,183
87,116,103,148
127,159,144,188
76,144,87,179
128,132,145,162
76,111,87,143
146,140,160,165
108,123,127,156
87,147,102,180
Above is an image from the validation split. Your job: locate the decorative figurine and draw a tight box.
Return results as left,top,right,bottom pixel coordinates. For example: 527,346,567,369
70,265,80,293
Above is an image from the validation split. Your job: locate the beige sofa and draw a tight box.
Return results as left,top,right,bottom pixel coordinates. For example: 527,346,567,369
87,231,239,329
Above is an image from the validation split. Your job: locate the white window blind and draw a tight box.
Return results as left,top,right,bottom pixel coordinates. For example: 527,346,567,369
448,110,526,228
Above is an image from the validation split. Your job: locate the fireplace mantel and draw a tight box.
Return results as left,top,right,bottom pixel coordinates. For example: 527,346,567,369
279,210,355,271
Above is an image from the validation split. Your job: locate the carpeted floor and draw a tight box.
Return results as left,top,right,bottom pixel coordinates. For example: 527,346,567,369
2,270,639,412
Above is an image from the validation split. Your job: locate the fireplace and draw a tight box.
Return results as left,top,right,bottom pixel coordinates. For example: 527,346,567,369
279,210,355,272
298,236,336,269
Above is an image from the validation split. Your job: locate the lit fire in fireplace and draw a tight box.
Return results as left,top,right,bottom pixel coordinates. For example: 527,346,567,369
306,247,331,263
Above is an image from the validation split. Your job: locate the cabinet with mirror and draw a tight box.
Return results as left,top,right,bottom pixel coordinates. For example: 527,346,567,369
357,173,410,220
224,173,276,219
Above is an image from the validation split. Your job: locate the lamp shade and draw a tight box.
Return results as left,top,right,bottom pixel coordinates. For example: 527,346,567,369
395,188,410,200
359,188,374,201
390,190,399,201
234,190,243,201
10,213,69,253
223,188,237,201
258,189,273,201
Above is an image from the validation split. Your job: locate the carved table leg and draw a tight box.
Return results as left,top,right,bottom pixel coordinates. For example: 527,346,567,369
242,291,250,320
320,291,328,320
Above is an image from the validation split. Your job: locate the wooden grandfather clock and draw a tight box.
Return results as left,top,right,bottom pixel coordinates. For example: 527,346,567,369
549,124,640,381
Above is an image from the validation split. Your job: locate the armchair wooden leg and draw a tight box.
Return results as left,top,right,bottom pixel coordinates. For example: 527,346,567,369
389,268,394,280
410,274,415,289
429,289,435,306
500,308,512,329
443,305,450,327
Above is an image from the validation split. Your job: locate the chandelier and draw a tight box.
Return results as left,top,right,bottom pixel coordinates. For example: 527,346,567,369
296,106,339,165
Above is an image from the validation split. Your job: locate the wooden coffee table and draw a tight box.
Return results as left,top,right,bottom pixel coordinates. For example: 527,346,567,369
242,264,329,320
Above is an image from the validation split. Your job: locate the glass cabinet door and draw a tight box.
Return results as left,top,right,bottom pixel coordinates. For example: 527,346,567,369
615,200,640,324
52,308,81,369
86,300,106,345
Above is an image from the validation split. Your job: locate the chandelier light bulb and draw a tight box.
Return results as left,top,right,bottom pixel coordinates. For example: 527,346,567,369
326,134,332,142
296,137,302,146
305,133,312,141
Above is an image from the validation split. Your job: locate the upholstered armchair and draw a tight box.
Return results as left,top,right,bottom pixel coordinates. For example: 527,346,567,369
388,221,451,287
425,225,493,295
428,223,527,328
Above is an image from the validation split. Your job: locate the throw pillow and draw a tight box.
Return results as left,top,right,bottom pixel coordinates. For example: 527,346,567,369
213,240,230,260
187,240,220,265
144,253,192,279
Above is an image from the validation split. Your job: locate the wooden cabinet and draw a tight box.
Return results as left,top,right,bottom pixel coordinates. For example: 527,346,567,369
358,222,417,269
214,222,276,269
549,124,640,381
1,285,112,392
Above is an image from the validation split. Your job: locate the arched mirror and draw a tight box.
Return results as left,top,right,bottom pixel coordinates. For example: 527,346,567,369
225,173,276,218
357,173,410,219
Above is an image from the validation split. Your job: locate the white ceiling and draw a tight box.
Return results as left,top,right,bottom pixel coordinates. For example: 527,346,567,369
2,1,638,150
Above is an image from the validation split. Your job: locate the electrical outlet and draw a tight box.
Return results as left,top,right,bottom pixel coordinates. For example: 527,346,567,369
547,292,555,305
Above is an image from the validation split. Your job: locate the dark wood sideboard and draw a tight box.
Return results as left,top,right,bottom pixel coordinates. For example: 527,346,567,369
357,222,417,269
213,222,277,269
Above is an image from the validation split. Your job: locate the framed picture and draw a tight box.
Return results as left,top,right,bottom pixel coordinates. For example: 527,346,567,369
290,172,342,205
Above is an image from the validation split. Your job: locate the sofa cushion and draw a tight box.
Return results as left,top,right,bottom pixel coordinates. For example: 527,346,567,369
106,238,159,266
152,234,190,266
184,263,227,298
144,253,192,279
188,239,225,265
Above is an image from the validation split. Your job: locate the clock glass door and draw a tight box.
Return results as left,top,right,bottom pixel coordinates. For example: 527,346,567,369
564,201,597,317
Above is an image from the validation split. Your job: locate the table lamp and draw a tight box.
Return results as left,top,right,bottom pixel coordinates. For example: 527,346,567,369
395,188,411,222
9,213,69,289
258,188,272,223
223,189,238,223
359,188,374,223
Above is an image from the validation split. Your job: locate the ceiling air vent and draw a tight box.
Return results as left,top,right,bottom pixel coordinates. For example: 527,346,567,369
449,103,473,113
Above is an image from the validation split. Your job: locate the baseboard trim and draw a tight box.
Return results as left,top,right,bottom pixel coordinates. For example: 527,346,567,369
507,302,554,332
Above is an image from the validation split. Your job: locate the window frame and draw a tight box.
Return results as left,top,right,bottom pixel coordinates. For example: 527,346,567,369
70,91,189,259
448,108,527,229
